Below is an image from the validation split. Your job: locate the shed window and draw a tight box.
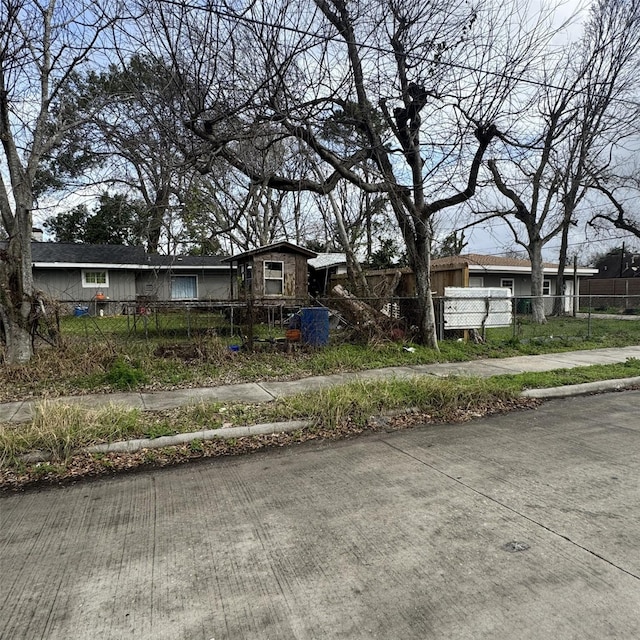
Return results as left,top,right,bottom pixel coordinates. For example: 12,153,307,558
171,275,197,300
241,264,253,291
264,261,284,295
82,270,108,288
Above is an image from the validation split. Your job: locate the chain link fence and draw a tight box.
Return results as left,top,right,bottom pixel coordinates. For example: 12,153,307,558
58,300,306,347
54,294,640,347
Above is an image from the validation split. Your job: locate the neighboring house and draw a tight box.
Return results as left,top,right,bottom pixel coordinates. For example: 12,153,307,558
328,252,597,312
593,250,640,279
222,242,317,304
27,243,233,309
432,254,598,313
579,250,640,308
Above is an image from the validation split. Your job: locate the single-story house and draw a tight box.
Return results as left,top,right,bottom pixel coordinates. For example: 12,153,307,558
434,253,598,297
26,243,233,310
327,252,597,312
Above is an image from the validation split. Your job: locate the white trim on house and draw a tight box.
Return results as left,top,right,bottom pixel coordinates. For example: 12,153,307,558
468,264,597,276
81,269,109,288
264,260,284,295
500,278,514,292
36,262,135,269
33,261,229,271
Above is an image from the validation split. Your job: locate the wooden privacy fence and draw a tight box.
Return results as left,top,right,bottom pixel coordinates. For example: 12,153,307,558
581,278,640,310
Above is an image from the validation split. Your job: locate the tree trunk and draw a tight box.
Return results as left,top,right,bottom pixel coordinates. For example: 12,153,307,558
529,240,547,324
552,221,570,316
408,243,438,349
146,187,171,254
0,222,35,364
0,311,33,364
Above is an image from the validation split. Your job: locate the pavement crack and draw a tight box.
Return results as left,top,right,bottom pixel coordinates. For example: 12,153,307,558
255,383,276,401
380,437,640,583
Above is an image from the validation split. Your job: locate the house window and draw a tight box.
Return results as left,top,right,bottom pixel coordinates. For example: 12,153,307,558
171,275,197,300
82,270,108,288
264,260,284,295
500,278,514,293
469,276,484,288
543,279,551,296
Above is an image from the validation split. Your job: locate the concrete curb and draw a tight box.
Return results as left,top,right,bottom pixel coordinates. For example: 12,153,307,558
20,420,313,463
86,420,313,454
521,376,640,399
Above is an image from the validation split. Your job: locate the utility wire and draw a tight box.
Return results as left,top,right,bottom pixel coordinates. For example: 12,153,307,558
154,0,640,111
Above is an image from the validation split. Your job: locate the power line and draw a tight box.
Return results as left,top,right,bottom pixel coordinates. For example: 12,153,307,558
157,0,640,111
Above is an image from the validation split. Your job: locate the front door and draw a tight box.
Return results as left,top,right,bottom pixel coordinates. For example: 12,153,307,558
564,280,574,313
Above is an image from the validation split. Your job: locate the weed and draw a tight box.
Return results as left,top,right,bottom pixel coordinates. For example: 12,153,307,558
143,449,157,463
143,422,175,439
189,439,204,453
104,357,148,390
31,462,64,476
0,402,142,464
180,402,224,429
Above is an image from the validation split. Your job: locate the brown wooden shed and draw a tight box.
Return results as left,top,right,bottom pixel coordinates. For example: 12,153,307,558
221,241,317,304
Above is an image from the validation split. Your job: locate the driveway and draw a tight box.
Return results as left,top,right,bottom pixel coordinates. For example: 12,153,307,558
2,391,640,639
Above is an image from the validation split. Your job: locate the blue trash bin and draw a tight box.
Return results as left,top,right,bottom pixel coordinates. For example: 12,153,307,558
300,307,330,346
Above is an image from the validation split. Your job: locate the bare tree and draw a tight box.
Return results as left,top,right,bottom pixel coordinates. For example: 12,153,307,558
0,0,121,363
484,0,640,322
589,176,640,240
150,0,549,348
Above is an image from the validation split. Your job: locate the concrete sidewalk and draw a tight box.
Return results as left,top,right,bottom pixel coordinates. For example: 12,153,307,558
2,345,640,425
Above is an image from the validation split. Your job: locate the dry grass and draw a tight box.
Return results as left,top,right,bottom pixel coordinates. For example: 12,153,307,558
0,401,142,465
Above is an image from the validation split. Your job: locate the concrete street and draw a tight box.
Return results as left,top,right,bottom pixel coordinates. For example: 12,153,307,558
2,390,640,639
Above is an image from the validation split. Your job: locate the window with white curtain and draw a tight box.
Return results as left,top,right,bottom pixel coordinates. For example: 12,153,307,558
171,275,197,300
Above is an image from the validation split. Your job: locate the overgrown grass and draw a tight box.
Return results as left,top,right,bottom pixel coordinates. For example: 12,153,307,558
493,357,640,390
0,402,142,464
4,360,640,469
0,377,512,466
1,315,639,403
261,376,517,429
